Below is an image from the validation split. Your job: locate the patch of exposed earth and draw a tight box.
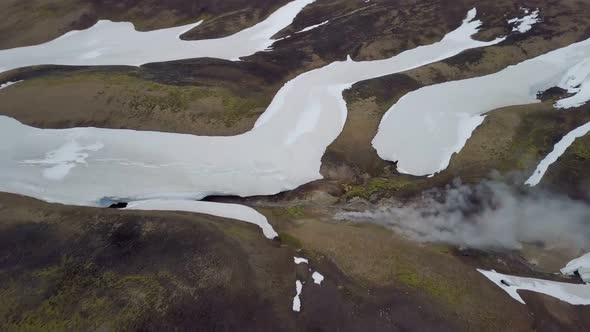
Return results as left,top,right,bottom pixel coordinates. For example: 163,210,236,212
1,193,589,331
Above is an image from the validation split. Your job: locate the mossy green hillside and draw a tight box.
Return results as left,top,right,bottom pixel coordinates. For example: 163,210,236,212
20,71,267,127
344,177,418,200
0,256,176,331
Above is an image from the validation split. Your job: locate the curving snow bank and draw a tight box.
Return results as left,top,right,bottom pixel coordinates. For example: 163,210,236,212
0,9,503,208
295,20,329,34
0,81,22,90
0,0,316,73
125,199,278,239
478,269,590,305
373,36,590,176
525,121,590,186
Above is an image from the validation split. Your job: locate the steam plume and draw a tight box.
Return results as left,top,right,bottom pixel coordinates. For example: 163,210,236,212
336,180,590,250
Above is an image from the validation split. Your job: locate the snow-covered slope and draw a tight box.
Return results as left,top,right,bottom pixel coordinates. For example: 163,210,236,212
125,199,278,239
373,35,590,176
0,0,316,73
0,9,505,207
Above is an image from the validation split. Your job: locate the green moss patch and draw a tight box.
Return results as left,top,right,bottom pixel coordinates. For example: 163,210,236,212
344,177,416,200
394,261,464,307
21,70,266,126
0,256,178,331
284,206,305,218
278,232,303,249
569,134,590,160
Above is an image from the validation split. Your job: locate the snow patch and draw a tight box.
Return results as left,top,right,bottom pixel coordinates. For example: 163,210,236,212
312,271,324,285
508,8,541,33
525,121,590,186
125,199,278,239
0,80,23,90
562,253,590,275
561,253,590,283
294,257,309,264
295,20,329,34
478,269,590,305
293,280,303,312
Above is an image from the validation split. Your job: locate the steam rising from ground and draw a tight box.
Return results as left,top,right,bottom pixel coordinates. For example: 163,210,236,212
336,180,590,250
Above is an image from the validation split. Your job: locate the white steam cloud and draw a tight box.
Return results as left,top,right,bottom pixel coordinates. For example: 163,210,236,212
336,180,590,250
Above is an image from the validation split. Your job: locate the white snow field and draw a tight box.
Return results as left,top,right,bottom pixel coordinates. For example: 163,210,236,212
478,269,590,305
373,32,590,176
525,121,590,186
124,199,278,239
0,9,504,208
0,0,316,74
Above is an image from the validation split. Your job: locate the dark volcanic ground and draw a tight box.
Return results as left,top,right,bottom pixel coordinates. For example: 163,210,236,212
1,0,590,331
0,194,469,331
